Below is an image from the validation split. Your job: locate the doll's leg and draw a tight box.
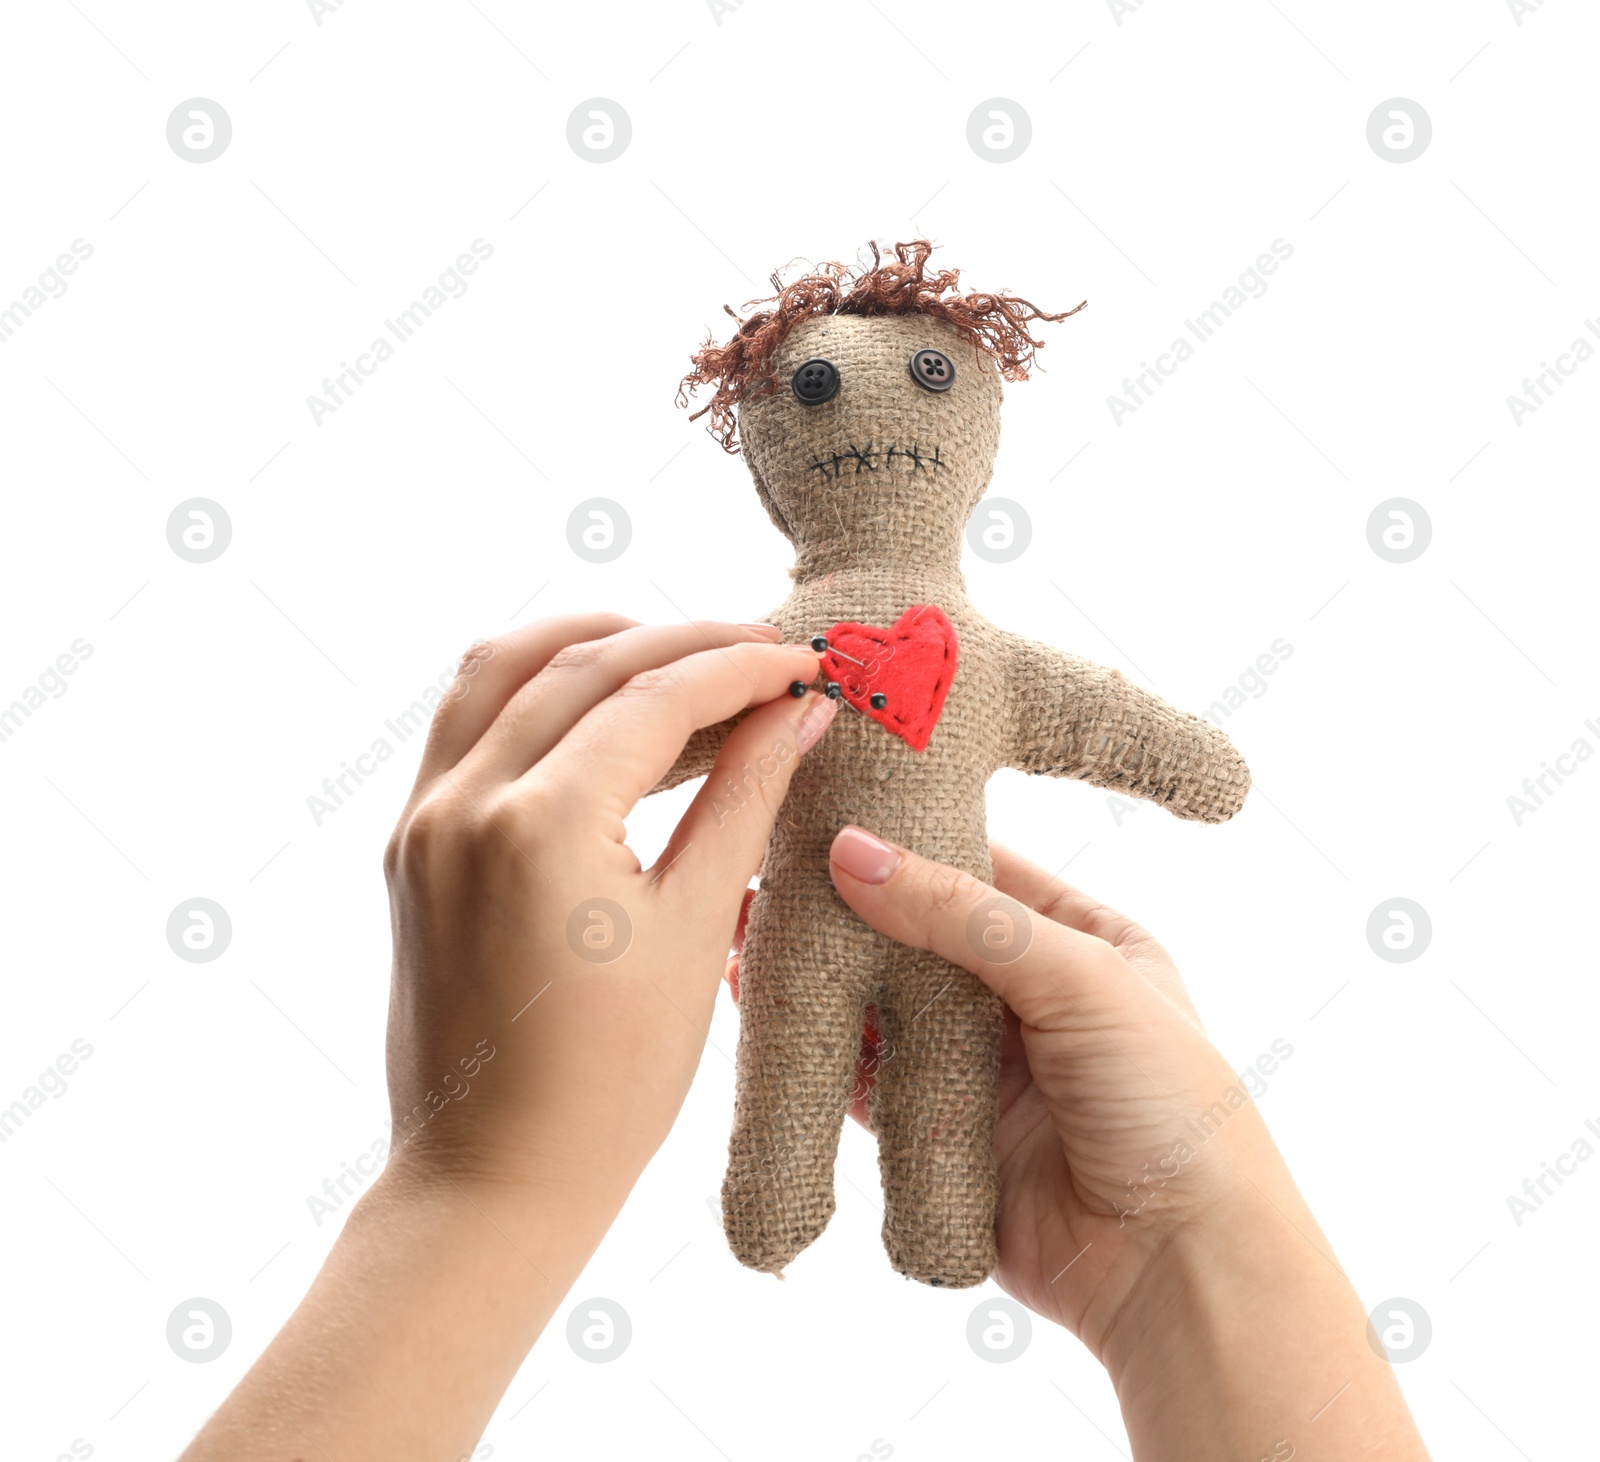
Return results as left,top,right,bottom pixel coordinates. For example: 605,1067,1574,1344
721,881,880,1275
871,950,1005,1287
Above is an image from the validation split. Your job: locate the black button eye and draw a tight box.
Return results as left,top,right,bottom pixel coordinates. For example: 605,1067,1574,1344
909,348,955,393
791,358,840,405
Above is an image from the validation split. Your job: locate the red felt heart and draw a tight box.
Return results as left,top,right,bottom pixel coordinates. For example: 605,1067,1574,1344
820,605,958,753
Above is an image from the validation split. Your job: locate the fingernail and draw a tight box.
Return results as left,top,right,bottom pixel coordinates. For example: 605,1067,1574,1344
794,693,838,754
739,622,782,640
831,825,901,885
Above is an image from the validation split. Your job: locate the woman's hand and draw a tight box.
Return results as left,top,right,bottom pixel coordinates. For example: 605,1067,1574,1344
725,832,1254,1344
827,831,1262,1348
181,614,837,1462
382,613,834,1202
780,829,1428,1461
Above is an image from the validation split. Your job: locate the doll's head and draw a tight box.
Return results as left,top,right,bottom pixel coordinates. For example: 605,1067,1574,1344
678,241,1084,573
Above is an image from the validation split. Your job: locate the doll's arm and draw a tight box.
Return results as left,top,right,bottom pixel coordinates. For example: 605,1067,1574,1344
1000,633,1249,823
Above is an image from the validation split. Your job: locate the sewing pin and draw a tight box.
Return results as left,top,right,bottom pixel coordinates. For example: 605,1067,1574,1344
820,682,891,718
810,635,867,668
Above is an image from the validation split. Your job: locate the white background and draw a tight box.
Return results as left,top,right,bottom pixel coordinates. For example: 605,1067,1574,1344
2,1,1596,1458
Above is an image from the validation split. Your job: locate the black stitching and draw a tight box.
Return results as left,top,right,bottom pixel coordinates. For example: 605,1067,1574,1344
807,442,942,478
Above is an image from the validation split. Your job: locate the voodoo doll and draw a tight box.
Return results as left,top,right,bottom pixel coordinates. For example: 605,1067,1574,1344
658,241,1250,1288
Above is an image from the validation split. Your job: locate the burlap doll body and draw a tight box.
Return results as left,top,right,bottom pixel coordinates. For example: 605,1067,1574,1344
661,244,1249,1288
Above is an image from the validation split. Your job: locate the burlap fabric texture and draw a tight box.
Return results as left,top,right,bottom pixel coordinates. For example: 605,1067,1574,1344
656,312,1250,1287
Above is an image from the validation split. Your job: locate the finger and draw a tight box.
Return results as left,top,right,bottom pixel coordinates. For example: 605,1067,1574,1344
652,689,839,905
828,825,1164,1034
457,621,783,787
415,613,637,784
525,641,821,817
988,841,1202,1024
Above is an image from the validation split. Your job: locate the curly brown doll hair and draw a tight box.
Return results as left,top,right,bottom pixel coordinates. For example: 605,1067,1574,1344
676,239,1086,453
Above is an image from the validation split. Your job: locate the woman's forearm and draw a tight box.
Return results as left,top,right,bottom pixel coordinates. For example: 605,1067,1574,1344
1102,1177,1430,1462
179,1158,618,1462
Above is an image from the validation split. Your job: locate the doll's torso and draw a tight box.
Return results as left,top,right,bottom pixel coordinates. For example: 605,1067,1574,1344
762,567,1009,886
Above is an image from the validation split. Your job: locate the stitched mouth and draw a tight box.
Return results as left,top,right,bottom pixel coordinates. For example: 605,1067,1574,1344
806,442,945,480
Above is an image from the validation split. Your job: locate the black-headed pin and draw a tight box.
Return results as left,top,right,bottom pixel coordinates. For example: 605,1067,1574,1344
810,634,867,668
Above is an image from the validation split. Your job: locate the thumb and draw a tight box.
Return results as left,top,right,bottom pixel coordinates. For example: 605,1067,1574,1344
827,825,1150,1033
658,690,839,904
